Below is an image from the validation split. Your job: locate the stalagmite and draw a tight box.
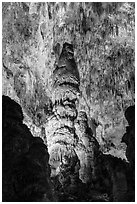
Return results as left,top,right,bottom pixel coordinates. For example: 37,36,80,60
45,43,80,185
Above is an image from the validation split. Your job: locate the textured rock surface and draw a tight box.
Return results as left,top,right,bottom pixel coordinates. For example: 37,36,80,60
2,95,54,202
2,2,135,202
75,110,100,183
122,105,135,165
121,105,135,201
46,43,80,179
2,2,135,158
96,154,128,201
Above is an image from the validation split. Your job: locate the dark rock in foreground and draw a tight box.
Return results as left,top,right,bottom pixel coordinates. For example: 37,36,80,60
121,105,135,201
2,95,54,202
2,96,135,202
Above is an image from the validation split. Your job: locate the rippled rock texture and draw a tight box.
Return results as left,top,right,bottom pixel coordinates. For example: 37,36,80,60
2,95,54,202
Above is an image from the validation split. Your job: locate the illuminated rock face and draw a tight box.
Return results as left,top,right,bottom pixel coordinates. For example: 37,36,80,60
75,111,100,183
2,2,135,162
46,43,80,177
46,43,101,188
52,42,80,104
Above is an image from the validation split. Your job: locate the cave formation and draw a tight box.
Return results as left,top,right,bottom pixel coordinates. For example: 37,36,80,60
2,2,135,202
2,95,55,202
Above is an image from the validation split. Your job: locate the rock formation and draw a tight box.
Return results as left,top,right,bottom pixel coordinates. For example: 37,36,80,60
2,2,135,159
2,3,135,202
91,105,135,202
122,105,135,167
75,110,100,184
14,69,53,127
44,43,90,201
45,43,107,201
2,95,54,202
45,43,81,188
95,154,128,201
121,105,135,201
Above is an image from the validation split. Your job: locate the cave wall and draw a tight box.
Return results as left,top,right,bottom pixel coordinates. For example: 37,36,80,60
2,2,135,157
2,95,55,201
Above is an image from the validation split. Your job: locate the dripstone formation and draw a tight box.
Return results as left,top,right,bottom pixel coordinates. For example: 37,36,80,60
2,95,54,202
45,43,107,201
45,43,85,199
2,2,135,202
46,43,80,173
75,110,100,184
89,105,135,202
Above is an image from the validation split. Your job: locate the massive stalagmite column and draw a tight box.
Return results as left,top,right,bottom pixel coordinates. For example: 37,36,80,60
45,42,80,177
